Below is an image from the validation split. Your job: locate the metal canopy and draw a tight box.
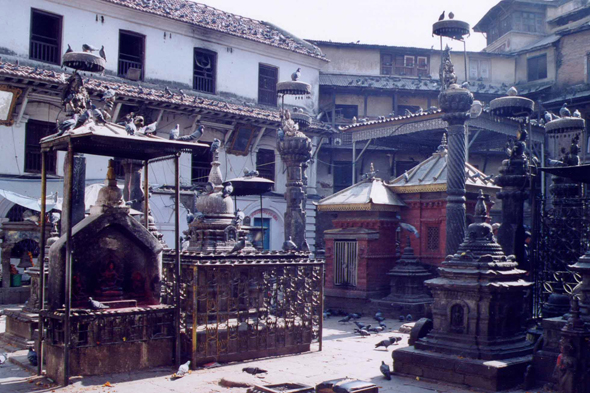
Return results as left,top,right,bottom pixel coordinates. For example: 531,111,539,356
40,123,209,160
226,176,274,196
539,165,590,184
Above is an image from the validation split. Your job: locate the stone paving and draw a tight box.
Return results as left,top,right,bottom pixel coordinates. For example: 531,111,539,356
0,309,546,393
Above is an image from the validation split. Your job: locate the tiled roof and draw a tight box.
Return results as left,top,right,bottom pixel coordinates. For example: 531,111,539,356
101,0,326,60
320,73,509,96
0,59,336,133
339,109,443,131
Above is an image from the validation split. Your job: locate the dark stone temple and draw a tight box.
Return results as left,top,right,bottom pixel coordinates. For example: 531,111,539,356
43,161,173,381
393,191,533,391
162,151,323,367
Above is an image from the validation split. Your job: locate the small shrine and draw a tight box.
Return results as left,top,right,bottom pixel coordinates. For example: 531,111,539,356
162,151,323,367
388,135,499,267
317,171,405,311
393,191,533,391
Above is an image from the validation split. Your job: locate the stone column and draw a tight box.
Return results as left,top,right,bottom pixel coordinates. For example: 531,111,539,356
278,133,312,250
62,154,86,231
437,46,473,256
123,159,145,212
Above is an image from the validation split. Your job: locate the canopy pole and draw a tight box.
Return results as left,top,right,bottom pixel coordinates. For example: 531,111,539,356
37,151,47,376
63,143,75,386
174,153,181,367
260,194,264,249
144,161,149,229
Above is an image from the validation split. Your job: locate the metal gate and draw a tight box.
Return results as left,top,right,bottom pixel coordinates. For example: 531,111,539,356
334,240,358,286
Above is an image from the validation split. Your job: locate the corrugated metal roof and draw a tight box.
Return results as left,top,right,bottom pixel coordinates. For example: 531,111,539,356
318,178,405,209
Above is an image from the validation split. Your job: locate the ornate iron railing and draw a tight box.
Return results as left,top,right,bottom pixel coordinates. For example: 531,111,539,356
162,258,323,366
42,306,175,348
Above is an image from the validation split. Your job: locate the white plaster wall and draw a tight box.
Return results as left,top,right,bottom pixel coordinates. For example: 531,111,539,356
515,47,556,84
1,0,324,110
317,46,381,75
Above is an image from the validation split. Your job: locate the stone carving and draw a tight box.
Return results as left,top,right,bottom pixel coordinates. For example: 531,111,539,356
439,45,457,91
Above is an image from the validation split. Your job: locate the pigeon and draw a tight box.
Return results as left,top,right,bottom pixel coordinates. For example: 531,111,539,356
368,326,385,333
406,314,413,322
355,329,371,337
176,360,190,377
449,11,455,19
338,315,352,323
210,138,221,153
380,361,391,380
100,89,116,101
222,182,233,198
400,223,419,238
277,128,285,141
560,103,571,117
243,168,260,177
243,367,267,375
404,109,412,116
165,86,173,96
57,115,79,136
204,182,215,194
507,86,518,96
375,315,385,322
282,236,297,251
82,44,99,52
389,336,402,344
544,111,553,123
398,315,405,322
234,209,245,226
186,211,195,224
291,67,301,81
350,313,361,319
573,109,581,118
65,44,73,54
125,119,137,135
438,11,445,21
99,45,106,61
375,338,393,349
229,239,246,254
141,121,158,135
176,125,204,142
169,124,180,140
0,352,7,366
88,297,109,309
27,347,38,367
354,321,366,329
461,81,470,89
90,102,106,124
379,322,387,328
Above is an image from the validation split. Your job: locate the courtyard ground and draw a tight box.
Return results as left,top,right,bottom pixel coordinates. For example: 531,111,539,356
1,308,548,393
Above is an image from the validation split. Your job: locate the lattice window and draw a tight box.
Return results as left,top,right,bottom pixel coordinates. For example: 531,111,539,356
258,64,278,106
334,240,358,286
427,226,440,251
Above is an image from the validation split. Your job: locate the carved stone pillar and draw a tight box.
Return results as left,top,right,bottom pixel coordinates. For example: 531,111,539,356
437,46,473,256
278,133,312,250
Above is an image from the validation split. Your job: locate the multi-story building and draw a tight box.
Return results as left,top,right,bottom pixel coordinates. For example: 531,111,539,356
0,0,332,262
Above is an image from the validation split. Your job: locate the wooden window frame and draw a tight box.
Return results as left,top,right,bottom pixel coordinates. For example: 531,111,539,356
258,63,278,107
118,30,146,81
256,148,275,182
193,48,216,94
227,124,256,156
25,119,57,174
527,54,548,82
29,8,63,65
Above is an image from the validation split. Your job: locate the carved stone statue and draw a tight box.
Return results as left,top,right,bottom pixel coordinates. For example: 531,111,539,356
554,337,576,393
439,45,458,91
281,109,305,138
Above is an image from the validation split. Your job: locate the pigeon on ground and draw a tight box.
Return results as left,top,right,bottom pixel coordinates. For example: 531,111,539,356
88,297,109,310
406,314,413,322
176,125,204,142
176,360,190,377
398,315,405,322
368,326,385,333
282,236,297,251
99,45,107,61
379,322,387,328
354,329,370,337
389,336,403,344
375,315,385,322
560,103,571,117
82,44,99,52
169,124,180,140
380,361,391,380
375,338,393,349
338,315,352,323
27,347,38,367
229,239,246,254
243,367,267,375
291,67,301,81
354,321,365,329
438,11,445,21
0,352,8,366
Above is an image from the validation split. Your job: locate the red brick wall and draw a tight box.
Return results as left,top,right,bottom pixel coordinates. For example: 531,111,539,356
556,29,590,88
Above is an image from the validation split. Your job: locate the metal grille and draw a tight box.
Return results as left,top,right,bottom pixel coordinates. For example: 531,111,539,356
427,226,440,251
334,241,358,286
258,64,278,106
162,261,323,366
193,49,216,93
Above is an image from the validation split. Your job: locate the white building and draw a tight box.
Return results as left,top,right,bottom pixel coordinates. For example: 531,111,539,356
0,0,332,260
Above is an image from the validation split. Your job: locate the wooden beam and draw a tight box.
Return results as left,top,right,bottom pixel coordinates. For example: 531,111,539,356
16,87,31,126
111,102,122,123
251,127,266,153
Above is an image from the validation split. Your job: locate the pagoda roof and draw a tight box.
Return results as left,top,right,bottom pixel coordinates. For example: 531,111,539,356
388,146,500,194
317,177,405,211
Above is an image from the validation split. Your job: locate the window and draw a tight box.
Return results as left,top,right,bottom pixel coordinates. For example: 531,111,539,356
514,12,544,34
334,240,358,286
258,64,278,106
527,54,547,81
469,59,491,81
25,120,57,174
227,125,255,156
333,161,353,193
427,226,440,251
191,143,212,184
118,30,145,80
381,53,429,77
256,149,275,182
335,104,358,121
30,9,62,65
193,48,216,93
253,217,270,250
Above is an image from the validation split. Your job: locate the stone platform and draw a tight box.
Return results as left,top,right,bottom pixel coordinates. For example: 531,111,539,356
1,307,38,349
393,346,532,391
